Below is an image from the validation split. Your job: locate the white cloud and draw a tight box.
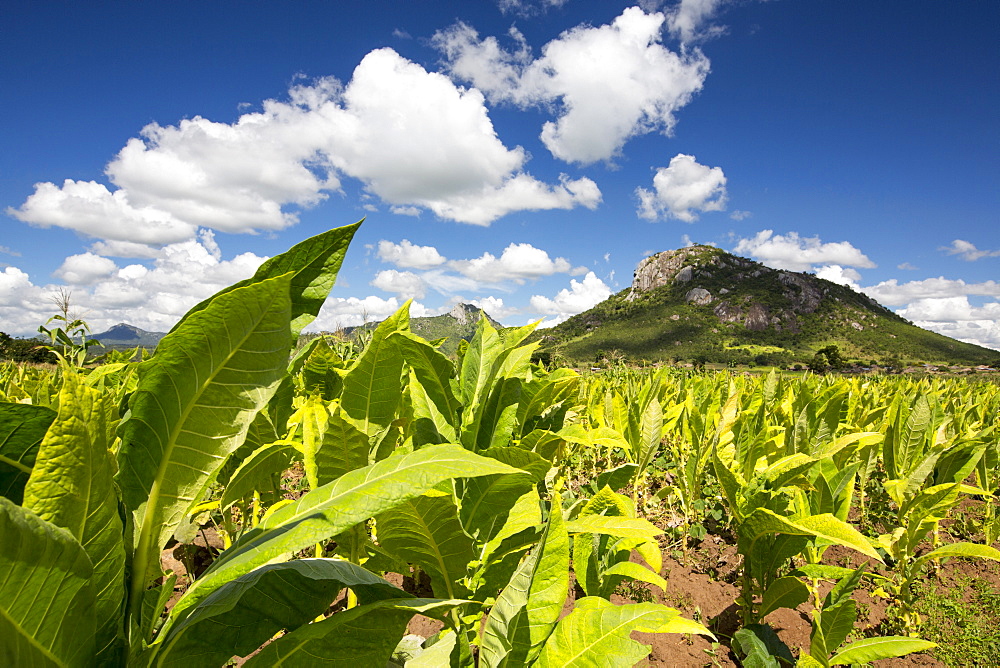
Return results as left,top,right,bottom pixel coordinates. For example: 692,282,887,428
377,239,447,269
862,277,1000,306
390,206,422,217
0,231,267,336
320,48,600,224
371,269,427,299
53,253,119,285
310,295,431,330
814,264,861,289
733,230,877,273
667,0,727,44
449,242,573,283
941,239,1000,261
0,246,21,257
730,209,751,221
896,297,1000,351
435,7,710,164
9,180,197,246
470,295,519,320
416,173,601,224
0,267,50,335
897,262,918,271
853,276,1000,351
9,48,601,243
530,271,612,326
636,154,727,222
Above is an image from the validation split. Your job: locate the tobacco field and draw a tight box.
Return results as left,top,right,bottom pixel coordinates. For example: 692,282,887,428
2,221,999,667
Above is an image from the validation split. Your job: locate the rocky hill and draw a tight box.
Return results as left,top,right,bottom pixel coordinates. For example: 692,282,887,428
407,303,501,355
538,245,997,367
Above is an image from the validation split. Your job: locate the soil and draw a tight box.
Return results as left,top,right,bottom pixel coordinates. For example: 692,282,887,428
155,492,998,666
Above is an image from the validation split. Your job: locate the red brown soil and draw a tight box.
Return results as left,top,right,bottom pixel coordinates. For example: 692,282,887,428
155,490,999,666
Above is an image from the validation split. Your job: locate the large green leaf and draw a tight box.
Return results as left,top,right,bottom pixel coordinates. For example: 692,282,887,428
151,559,411,666
515,368,580,436
0,497,95,668
376,492,476,599
480,493,569,668
536,597,711,667
169,220,361,338
407,368,458,446
117,273,294,598
169,444,520,624
758,576,809,619
477,488,543,576
0,403,56,504
741,510,881,562
829,636,935,665
601,561,668,592
458,447,547,544
22,372,126,664
219,441,297,510
317,405,370,483
732,623,793,668
911,541,1000,574
340,303,408,438
813,599,856,661
564,516,663,541
242,598,464,667
633,396,663,473
390,331,459,426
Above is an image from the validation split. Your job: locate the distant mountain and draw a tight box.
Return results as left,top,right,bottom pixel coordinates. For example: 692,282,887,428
346,303,500,356
91,323,165,349
409,303,502,355
538,245,997,367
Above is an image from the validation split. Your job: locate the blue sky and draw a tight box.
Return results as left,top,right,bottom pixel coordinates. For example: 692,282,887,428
2,0,998,349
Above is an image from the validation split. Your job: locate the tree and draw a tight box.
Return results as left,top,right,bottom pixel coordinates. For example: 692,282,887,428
817,344,846,370
0,332,55,363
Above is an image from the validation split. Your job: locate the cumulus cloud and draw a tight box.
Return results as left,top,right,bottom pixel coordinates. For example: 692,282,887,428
371,270,427,299
852,276,1000,351
636,154,727,222
814,264,862,289
897,262,918,271
449,242,573,283
530,271,612,326
53,253,119,285
377,239,447,270
896,297,1000,351
435,7,710,164
470,295,520,320
667,0,727,44
0,231,267,336
941,239,1000,262
862,277,1000,306
311,296,431,330
9,48,601,243
9,180,197,249
730,209,751,221
733,230,877,273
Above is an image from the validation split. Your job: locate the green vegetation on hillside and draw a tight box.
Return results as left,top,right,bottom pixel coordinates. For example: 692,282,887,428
539,246,996,368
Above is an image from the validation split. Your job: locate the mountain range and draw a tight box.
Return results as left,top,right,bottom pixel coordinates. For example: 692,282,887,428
88,248,998,368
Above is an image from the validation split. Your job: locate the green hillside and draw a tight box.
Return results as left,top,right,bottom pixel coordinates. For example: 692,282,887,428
348,303,500,356
538,245,997,368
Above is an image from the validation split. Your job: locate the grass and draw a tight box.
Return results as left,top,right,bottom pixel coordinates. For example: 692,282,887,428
913,564,1000,667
